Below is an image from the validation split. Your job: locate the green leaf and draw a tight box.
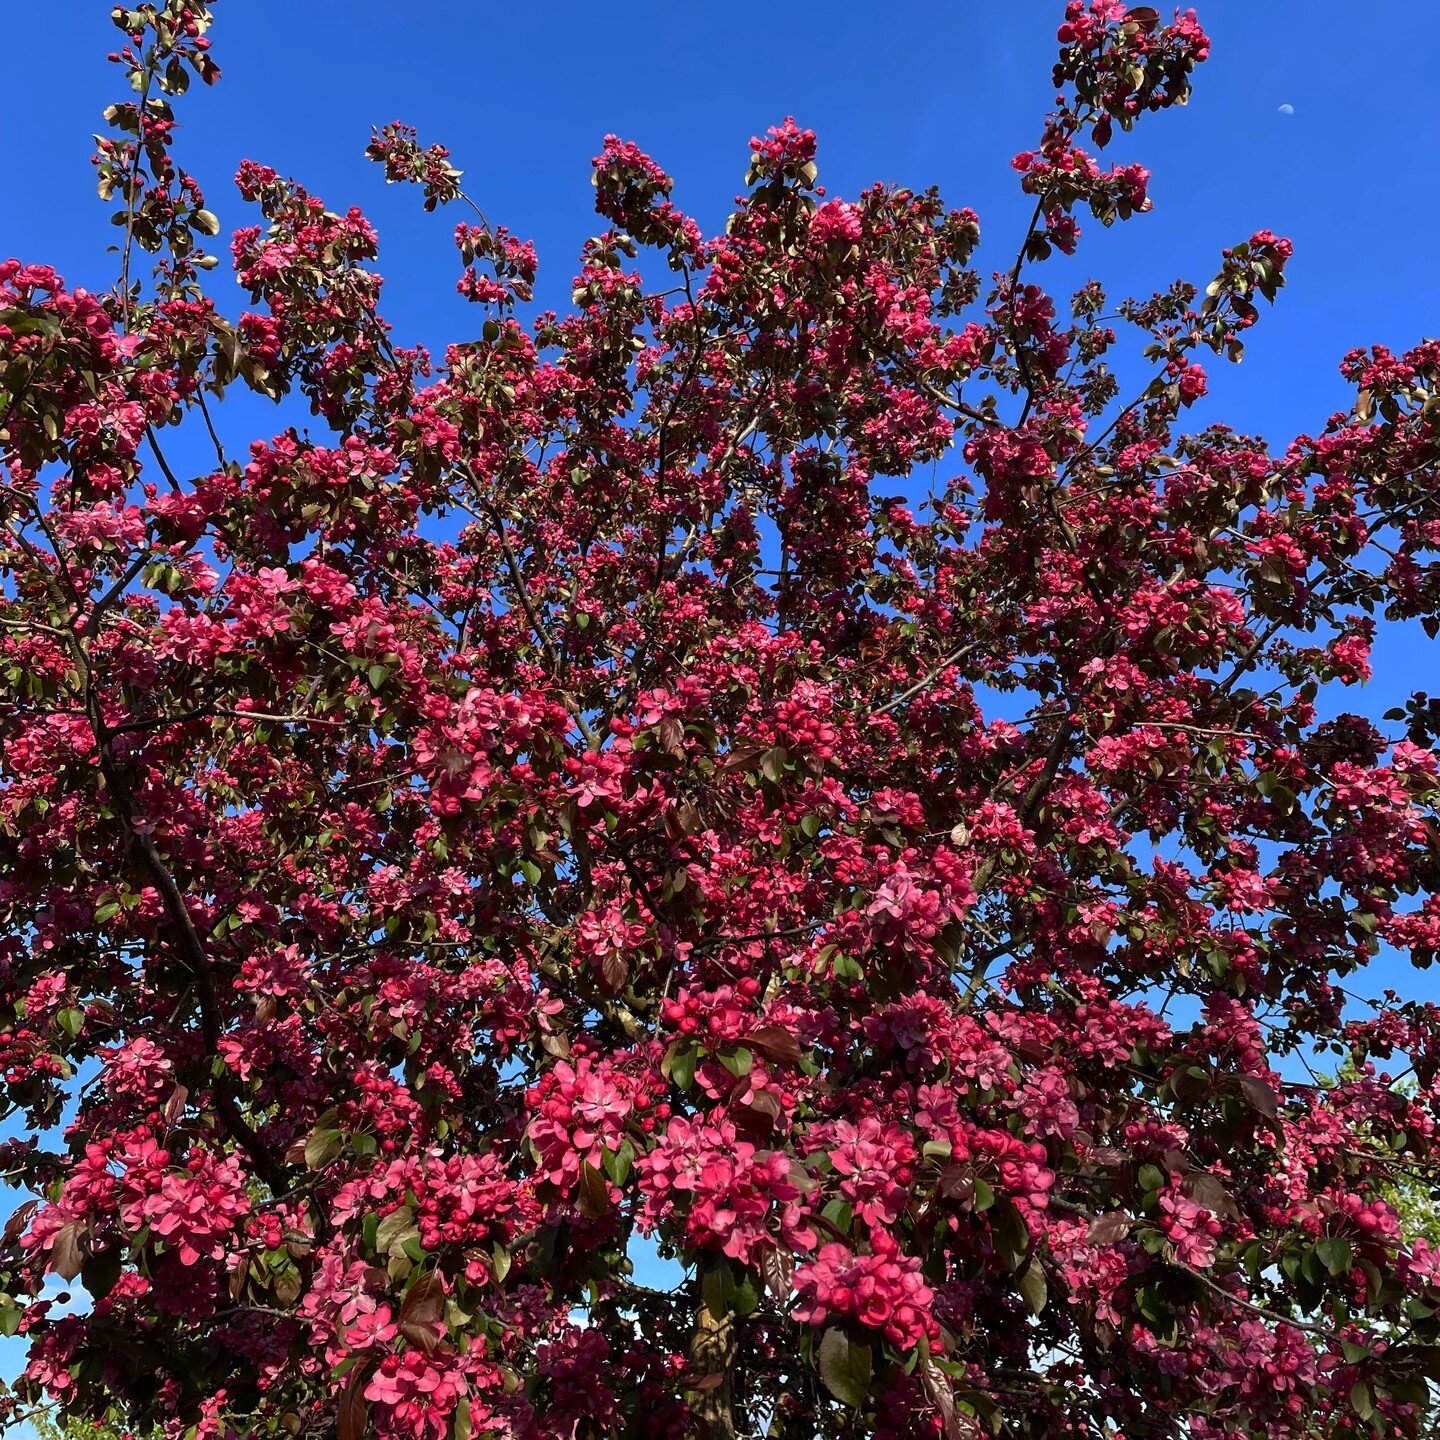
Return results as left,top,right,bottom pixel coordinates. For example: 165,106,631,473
717,1045,753,1079
1017,1256,1048,1314
817,1327,872,1408
667,1043,697,1092
82,1244,122,1299
491,1243,511,1285
1315,1237,1353,1277
1135,1281,1169,1325
703,1258,733,1319
0,308,60,339
731,1270,761,1317
453,1394,473,1440
991,1198,1031,1272
1351,1380,1373,1421
602,1138,635,1185
375,1205,416,1257
304,1128,343,1170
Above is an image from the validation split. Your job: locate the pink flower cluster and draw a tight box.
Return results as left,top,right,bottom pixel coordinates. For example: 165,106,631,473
1159,1191,1224,1268
639,1116,814,1266
527,1058,633,1187
364,1351,467,1440
792,1237,940,1350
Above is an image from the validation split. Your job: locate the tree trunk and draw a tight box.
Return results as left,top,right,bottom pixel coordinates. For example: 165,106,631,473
686,1301,737,1439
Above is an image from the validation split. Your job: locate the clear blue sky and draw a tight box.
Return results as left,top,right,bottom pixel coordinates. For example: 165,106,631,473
2,0,1440,1417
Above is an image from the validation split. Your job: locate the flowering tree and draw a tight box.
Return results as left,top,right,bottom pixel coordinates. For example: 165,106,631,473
4,2,1440,1437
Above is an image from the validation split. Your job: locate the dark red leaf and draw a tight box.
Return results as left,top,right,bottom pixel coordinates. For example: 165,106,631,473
398,1271,447,1349
1182,1172,1238,1219
3,1200,38,1248
50,1220,84,1282
746,1025,803,1068
337,1364,371,1440
577,1160,610,1219
1088,1211,1133,1246
1236,1075,1280,1121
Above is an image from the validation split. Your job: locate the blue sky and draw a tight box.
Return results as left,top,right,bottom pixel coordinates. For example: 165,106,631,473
2,0,1440,1418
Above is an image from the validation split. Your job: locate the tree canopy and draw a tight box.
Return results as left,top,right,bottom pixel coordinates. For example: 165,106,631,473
4,3,1440,1438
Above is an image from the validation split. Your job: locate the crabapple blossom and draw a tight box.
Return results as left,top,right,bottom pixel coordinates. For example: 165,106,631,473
3,3,1440,1439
